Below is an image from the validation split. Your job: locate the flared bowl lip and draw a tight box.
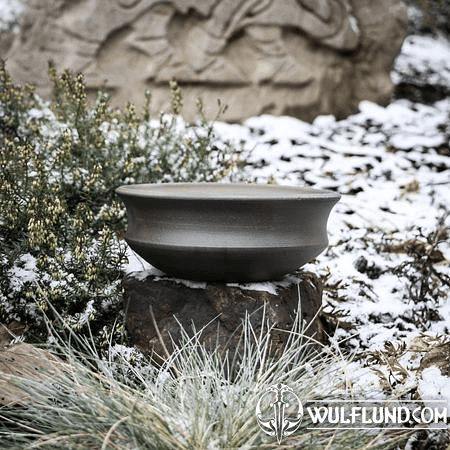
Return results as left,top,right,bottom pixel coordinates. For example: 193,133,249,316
116,182,341,201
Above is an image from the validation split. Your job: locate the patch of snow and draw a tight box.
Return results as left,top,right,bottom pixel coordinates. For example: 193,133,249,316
343,362,386,399
8,253,37,291
418,367,450,416
123,245,164,280
392,34,450,86
0,0,23,32
227,274,299,296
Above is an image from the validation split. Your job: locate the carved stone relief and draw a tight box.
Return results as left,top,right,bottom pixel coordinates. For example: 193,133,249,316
3,0,408,122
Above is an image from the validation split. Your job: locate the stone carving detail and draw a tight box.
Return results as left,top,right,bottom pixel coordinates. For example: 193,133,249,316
3,0,407,121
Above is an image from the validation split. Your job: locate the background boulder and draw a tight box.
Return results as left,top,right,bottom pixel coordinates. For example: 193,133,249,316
3,0,408,122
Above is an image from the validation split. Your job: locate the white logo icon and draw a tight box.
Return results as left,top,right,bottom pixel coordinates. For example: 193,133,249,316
256,383,303,444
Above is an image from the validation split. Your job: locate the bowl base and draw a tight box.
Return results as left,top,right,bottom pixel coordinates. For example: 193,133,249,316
126,239,325,282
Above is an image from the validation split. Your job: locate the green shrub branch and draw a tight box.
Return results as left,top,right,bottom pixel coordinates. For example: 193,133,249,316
0,61,244,350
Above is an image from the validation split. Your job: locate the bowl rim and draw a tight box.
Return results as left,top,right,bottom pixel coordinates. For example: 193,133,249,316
116,182,341,201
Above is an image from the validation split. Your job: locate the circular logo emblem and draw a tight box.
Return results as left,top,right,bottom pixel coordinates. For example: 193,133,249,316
256,383,303,444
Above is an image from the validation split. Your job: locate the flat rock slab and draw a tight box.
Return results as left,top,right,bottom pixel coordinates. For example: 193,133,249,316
0,343,68,406
123,271,324,360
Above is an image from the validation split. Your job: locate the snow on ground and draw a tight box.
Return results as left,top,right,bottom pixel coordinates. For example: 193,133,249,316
217,95,450,350
0,0,22,32
392,33,450,87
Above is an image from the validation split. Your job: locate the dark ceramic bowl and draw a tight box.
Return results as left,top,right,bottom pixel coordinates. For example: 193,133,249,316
116,183,340,282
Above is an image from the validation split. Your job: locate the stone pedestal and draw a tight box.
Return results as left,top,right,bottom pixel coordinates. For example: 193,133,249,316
122,271,324,360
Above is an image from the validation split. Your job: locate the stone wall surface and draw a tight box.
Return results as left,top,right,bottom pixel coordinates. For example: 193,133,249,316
3,0,407,122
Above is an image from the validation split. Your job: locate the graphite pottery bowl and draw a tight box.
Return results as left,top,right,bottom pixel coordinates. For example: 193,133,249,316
116,183,340,282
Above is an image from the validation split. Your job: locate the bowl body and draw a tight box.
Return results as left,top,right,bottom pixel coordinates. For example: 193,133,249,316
116,183,340,282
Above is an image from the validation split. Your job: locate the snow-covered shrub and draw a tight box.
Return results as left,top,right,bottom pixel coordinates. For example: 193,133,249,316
0,62,243,349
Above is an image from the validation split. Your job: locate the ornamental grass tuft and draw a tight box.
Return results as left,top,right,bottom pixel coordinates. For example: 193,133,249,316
0,305,411,449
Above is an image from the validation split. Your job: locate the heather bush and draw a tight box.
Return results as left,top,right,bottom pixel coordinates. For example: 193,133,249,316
0,62,243,349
